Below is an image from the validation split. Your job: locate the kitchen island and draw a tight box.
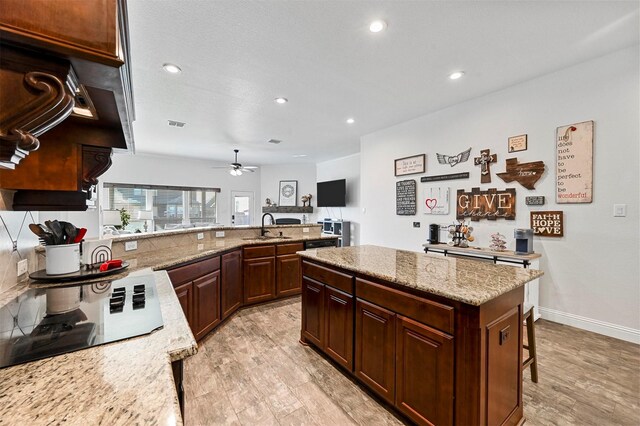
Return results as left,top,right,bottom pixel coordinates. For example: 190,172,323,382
298,245,543,426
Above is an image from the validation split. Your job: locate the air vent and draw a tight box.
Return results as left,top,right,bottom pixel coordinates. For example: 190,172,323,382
267,139,281,144
168,120,186,128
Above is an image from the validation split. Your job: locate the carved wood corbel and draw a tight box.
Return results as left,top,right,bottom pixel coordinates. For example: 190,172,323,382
82,145,113,191
0,70,75,168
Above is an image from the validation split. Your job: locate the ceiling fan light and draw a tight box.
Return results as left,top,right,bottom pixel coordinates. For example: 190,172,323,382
229,169,237,176
236,169,243,176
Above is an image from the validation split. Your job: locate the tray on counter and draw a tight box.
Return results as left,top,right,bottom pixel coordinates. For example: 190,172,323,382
29,262,130,282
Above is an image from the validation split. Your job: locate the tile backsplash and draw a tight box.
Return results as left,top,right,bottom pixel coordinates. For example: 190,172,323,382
0,211,40,293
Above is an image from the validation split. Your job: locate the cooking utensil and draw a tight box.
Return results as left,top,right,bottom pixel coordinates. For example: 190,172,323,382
29,223,46,238
74,228,87,243
60,221,78,244
47,220,65,245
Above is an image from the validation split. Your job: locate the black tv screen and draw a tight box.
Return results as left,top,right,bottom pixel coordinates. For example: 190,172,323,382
317,179,346,207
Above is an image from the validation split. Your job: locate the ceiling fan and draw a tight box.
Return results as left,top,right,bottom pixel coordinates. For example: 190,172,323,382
212,149,258,176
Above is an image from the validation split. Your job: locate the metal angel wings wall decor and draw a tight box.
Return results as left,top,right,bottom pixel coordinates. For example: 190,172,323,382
436,148,471,167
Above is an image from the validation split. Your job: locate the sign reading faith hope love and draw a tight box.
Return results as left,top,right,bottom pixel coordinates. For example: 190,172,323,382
456,188,516,221
423,186,450,215
556,120,593,203
531,211,564,237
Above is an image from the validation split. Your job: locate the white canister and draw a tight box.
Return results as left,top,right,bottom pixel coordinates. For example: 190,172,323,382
46,286,81,314
45,243,81,275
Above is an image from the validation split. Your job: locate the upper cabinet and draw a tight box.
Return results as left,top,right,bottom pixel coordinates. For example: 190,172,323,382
0,0,134,210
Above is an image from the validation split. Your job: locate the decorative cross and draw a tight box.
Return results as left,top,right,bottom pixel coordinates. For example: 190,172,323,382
474,149,497,183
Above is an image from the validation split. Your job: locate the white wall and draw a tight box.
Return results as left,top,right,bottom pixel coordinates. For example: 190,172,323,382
101,153,262,227
260,164,317,224
317,154,361,246
360,47,639,340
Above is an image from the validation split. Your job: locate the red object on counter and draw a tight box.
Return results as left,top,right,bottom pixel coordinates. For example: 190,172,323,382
99,259,123,272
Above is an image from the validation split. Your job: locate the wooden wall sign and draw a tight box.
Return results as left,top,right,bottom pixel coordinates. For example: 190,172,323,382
421,172,469,182
526,196,545,206
423,186,450,215
395,154,425,177
556,120,593,203
396,179,417,215
436,148,471,167
474,149,497,183
456,188,516,221
531,211,563,237
496,158,545,189
508,134,527,153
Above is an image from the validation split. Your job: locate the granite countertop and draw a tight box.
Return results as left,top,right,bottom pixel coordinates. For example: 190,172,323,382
0,271,197,425
298,245,543,306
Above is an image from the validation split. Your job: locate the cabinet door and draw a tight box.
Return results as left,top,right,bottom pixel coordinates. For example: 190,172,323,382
243,256,276,304
174,282,194,332
301,277,325,348
193,271,221,340
355,299,396,404
221,250,242,320
396,315,454,426
324,286,354,370
276,253,301,297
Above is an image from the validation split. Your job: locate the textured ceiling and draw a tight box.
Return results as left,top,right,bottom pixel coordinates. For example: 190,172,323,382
127,0,639,166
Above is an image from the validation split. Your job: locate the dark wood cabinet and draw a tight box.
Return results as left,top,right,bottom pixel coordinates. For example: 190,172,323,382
355,298,396,404
174,282,193,330
192,271,221,340
395,315,454,426
324,286,354,370
221,250,242,320
243,256,276,304
276,253,301,297
301,277,325,348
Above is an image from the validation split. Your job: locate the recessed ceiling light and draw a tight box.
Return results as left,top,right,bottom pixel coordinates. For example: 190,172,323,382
449,71,465,80
163,63,182,74
369,20,387,33
274,97,288,104
346,118,355,124
292,154,307,158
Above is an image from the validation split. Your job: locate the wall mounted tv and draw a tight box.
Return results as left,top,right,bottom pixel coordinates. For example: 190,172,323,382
317,179,346,207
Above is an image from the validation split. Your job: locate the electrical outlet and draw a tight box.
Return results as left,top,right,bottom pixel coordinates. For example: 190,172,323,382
413,222,420,228
303,228,309,233
215,231,225,238
17,259,28,276
197,232,204,240
125,241,138,251
613,204,627,217
216,240,225,247
197,243,204,250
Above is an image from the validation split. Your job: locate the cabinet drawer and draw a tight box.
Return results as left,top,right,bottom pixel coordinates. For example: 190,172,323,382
356,278,454,335
167,256,220,286
302,261,353,294
244,245,276,259
276,242,304,255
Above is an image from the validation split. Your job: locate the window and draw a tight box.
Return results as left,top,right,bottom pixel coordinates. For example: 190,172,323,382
103,183,220,232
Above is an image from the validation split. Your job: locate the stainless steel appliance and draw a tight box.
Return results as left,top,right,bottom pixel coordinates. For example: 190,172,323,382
0,274,163,369
514,228,534,255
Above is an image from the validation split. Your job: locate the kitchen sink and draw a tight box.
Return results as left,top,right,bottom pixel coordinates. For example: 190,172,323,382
242,235,292,240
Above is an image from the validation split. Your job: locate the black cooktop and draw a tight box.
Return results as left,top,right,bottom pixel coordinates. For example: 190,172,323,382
0,274,164,369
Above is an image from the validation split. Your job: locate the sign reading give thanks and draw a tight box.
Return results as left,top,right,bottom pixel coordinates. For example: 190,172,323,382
456,188,516,221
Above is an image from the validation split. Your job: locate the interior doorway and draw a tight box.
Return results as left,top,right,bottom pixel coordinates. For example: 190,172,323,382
230,191,254,226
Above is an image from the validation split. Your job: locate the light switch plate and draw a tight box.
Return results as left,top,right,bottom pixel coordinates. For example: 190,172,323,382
17,259,28,276
197,243,204,250
125,241,138,251
215,231,225,238
197,232,204,240
613,204,627,217
413,222,420,228
303,228,309,233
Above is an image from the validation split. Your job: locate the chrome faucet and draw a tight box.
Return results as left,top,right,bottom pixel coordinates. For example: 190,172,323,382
261,213,274,237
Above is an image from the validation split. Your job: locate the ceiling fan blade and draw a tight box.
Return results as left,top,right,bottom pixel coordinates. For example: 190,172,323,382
243,166,258,169
240,168,255,173
211,166,232,169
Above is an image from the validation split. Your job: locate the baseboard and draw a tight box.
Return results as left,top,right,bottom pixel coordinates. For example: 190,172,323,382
538,306,640,344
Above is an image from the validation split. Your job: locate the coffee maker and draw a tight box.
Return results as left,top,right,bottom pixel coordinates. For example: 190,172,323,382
514,228,534,255
428,224,440,244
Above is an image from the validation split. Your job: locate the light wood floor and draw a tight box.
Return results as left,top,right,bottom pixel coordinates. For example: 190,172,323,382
184,297,640,426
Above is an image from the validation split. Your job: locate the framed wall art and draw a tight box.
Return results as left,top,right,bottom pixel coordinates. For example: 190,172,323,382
556,120,593,204
396,180,417,215
394,154,426,177
279,180,298,206
508,134,528,152
423,186,450,215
